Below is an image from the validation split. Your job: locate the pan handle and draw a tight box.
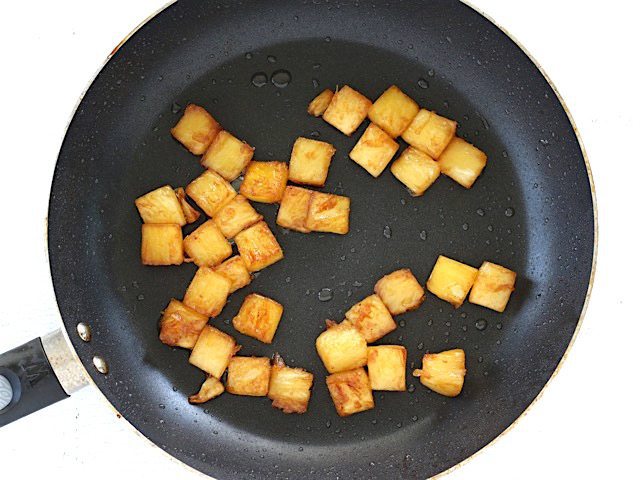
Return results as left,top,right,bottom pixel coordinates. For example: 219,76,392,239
0,330,88,427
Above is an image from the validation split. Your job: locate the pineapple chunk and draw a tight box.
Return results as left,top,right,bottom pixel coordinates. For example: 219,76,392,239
235,221,284,272
307,89,334,117
183,219,232,267
469,261,516,312
201,130,254,181
226,356,271,396
390,147,441,196
174,187,201,224
189,325,239,378
288,137,336,187
401,109,457,159
276,186,313,233
141,224,183,266
135,185,186,225
412,349,466,397
159,299,209,349
326,367,374,416
188,376,225,404
438,137,488,188
367,345,407,391
374,268,425,315
322,85,372,136
367,85,419,138
349,123,399,177
239,161,288,203
185,170,236,217
304,191,350,235
213,194,262,239
232,293,283,344
268,354,313,414
213,255,252,293
315,320,367,373
183,267,231,317
426,256,478,308
345,294,396,343
170,104,221,155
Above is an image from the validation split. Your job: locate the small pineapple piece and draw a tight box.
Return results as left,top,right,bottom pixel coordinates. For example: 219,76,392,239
232,293,283,344
390,147,441,196
367,85,419,138
235,221,284,272
469,261,516,312
276,186,313,233
268,354,313,414
288,137,336,187
159,299,209,349
213,255,252,293
307,89,334,117
374,268,425,315
401,109,457,159
188,376,225,404
322,85,372,136
201,130,254,181
326,367,374,416
349,123,399,177
345,294,396,343
141,224,183,266
367,345,407,391
304,191,350,235
183,219,232,267
413,349,466,397
426,256,478,308
226,356,271,396
239,161,288,203
315,320,367,373
135,185,186,225
189,325,239,378
213,194,262,239
183,267,231,317
174,187,201,224
170,104,221,155
438,137,488,188
185,170,236,217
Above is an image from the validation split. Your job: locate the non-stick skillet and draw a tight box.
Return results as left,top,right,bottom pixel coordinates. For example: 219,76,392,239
0,1,595,478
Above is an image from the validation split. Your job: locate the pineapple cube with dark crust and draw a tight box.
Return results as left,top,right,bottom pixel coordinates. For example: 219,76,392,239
171,104,221,155
159,299,209,349
213,255,252,293
201,130,254,181
174,187,201,224
469,261,516,312
322,85,372,136
345,294,396,343
304,191,350,235
232,293,283,344
307,89,334,117
349,123,399,177
268,353,314,414
183,219,232,267
367,345,407,391
226,356,271,397
188,376,225,404
426,256,478,309
401,109,456,159
374,268,425,315
188,325,239,378
239,161,288,203
235,221,284,272
413,349,466,397
213,194,262,239
288,137,336,187
367,85,419,138
141,224,184,266
276,186,313,233
185,170,236,217
315,320,367,373
135,185,186,225
390,146,441,196
438,137,487,188
183,267,231,317
326,367,374,416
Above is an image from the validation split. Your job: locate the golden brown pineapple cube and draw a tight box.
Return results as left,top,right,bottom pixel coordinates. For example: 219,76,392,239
374,268,425,315
212,195,262,239
307,89,334,117
232,293,283,344
401,109,457,159
213,255,252,293
349,123,399,177
141,224,184,266
185,170,236,217
183,219,232,267
135,185,186,225
226,356,271,396
288,137,336,187
413,349,466,397
235,221,284,272
276,186,313,233
174,187,201,224
469,261,516,312
159,299,209,349
189,325,239,378
390,147,441,196
170,104,221,155
438,137,488,188
322,85,372,136
345,294,396,343
188,376,225,404
367,85,419,138
315,320,367,373
183,267,231,317
304,191,350,235
268,354,314,414
201,130,254,181
326,367,374,416
367,345,407,391
239,161,288,203
426,256,478,308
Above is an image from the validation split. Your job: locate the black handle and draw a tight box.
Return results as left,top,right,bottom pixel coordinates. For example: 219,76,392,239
0,338,68,427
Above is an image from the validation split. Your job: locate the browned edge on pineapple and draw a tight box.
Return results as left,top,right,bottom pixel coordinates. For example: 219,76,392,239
345,294,397,343
374,268,425,315
288,137,336,187
201,130,255,181
159,299,209,349
326,367,375,416
232,293,284,344
367,85,419,138
276,185,314,233
304,191,350,235
188,325,240,378
188,376,225,404
135,185,187,226
141,224,184,266
268,353,314,414
426,255,478,309
171,104,222,155
322,85,372,136
315,320,368,373
412,349,466,397
239,161,289,203
234,221,284,272
307,89,334,117
174,187,201,223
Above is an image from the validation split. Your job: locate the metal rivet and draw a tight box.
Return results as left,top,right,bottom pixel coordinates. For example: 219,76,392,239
92,356,109,374
76,322,92,342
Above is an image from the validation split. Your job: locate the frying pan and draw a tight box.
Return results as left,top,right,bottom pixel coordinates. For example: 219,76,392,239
0,0,596,478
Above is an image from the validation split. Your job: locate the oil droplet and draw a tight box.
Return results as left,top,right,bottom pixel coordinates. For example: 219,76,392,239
383,226,392,238
267,55,277,63
251,72,268,87
408,384,416,393
245,52,253,60
159,403,166,409
475,319,487,331
318,288,333,302
427,68,435,77
496,322,503,330
171,102,182,114
325,420,331,428
324,36,331,42
417,78,429,89
478,356,484,363
487,225,494,232
399,320,406,327
476,208,485,217
309,130,320,138
353,281,363,287
505,207,515,217
313,63,321,70
271,69,291,88
419,230,427,240
462,223,469,231
312,78,319,88
137,294,145,301
417,342,424,350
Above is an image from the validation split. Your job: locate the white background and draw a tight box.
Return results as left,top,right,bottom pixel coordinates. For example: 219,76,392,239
0,1,637,478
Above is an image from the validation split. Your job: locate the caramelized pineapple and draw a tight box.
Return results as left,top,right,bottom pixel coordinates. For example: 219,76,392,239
239,161,288,203
174,187,201,224
188,325,239,378
426,256,478,308
438,137,487,188
185,170,236,217
226,356,271,396
170,104,221,155
213,194,262,239
268,353,314,414
401,109,457,159
345,294,396,343
304,191,350,235
390,147,441,196
234,221,284,272
135,185,186,225
469,261,516,312
183,219,232,267
413,349,466,397
232,293,283,344
374,268,425,315
141,224,184,266
288,137,336,187
183,267,231,317
201,130,254,181
322,85,372,136
367,85,419,138
349,123,399,177
276,186,313,233
188,376,225,404
326,367,374,416
213,255,252,293
159,299,209,349
367,345,407,391
307,89,334,117
315,320,367,373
